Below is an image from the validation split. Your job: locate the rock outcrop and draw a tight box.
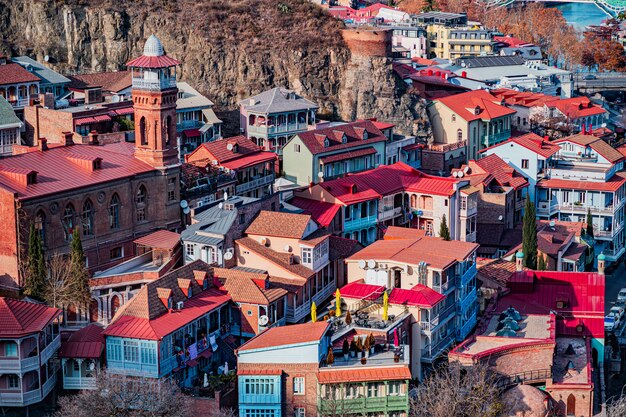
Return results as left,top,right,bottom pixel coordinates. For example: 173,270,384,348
0,0,430,135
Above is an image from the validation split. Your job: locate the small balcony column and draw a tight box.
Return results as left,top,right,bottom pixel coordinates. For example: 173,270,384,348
16,339,22,361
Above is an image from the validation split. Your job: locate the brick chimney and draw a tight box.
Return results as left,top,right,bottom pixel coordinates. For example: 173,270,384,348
88,131,99,146
39,92,55,109
60,131,74,146
38,138,48,152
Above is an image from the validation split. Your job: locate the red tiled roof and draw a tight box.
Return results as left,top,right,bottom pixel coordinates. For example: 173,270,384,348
134,230,181,250
317,366,411,384
0,63,41,86
371,121,395,130
237,321,330,352
68,71,131,93
412,57,439,66
187,136,277,170
318,162,460,205
467,154,528,190
0,142,155,201
213,268,287,305
126,55,180,69
246,211,312,239
104,287,230,340
288,197,341,228
554,133,624,163
490,88,554,108
329,236,363,262
319,147,377,164
348,234,478,270
493,36,534,48
296,120,387,155
383,226,426,240
480,133,560,159
545,97,607,119
0,298,61,337
537,171,626,192
59,324,104,358
477,259,529,289
339,281,385,300
388,285,444,308
436,89,515,122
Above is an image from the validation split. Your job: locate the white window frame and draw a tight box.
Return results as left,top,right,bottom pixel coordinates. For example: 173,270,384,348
293,376,305,395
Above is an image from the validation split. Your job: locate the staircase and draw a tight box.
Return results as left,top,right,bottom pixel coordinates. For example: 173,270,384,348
217,337,237,369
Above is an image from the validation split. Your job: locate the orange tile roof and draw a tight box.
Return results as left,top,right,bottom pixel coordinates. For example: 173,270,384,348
554,134,624,163
436,89,516,122
317,366,411,384
246,211,312,239
186,136,277,170
213,268,287,305
296,120,387,155
465,154,529,190
0,298,61,337
348,235,478,270
237,321,330,352
134,230,181,250
68,71,132,93
477,259,529,289
545,96,606,119
490,88,554,108
383,226,426,240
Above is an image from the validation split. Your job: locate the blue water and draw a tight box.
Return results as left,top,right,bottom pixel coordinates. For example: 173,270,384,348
547,2,611,30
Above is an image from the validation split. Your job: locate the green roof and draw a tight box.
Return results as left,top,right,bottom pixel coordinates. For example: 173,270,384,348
0,96,21,127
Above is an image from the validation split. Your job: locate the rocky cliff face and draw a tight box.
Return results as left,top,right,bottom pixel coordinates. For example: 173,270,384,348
0,0,430,135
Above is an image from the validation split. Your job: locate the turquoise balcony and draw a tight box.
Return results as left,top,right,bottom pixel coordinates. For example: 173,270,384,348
344,214,378,232
482,130,511,147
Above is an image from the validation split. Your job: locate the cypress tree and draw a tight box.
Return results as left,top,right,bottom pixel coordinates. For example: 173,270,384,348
537,254,546,271
25,223,46,299
68,229,92,307
439,214,451,241
586,208,594,239
522,197,538,269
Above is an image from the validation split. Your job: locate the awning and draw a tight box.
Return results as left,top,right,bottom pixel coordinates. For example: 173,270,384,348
115,107,134,116
184,129,201,138
93,115,111,123
202,108,222,124
74,117,96,126
198,349,213,359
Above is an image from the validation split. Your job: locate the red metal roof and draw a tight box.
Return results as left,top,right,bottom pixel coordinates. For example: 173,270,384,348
221,152,277,171
75,117,97,126
125,55,180,68
134,230,181,250
502,271,605,339
186,136,277,171
317,366,411,384
537,172,626,192
339,281,385,300
59,324,104,358
493,35,534,48
545,97,606,119
319,147,377,164
0,298,61,338
288,197,341,228
115,107,134,116
0,142,156,201
436,89,516,122
371,121,395,130
238,322,330,352
104,287,230,340
480,133,561,159
0,63,41,86
388,285,444,308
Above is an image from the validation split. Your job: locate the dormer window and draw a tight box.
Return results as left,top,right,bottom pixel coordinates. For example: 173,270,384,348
26,172,37,185
363,131,368,140
556,299,568,309
474,106,482,115
203,278,208,290
188,287,193,298
350,184,357,193
342,134,347,144
92,159,102,170
168,296,173,309
324,138,330,148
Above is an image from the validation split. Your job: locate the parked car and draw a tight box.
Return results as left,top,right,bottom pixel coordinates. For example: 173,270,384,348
583,74,597,80
605,315,616,332
618,288,626,303
611,305,625,320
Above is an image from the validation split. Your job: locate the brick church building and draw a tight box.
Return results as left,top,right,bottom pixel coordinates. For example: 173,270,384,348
0,35,181,285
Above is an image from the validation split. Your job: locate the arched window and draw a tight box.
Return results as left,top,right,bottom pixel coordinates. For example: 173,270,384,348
451,114,456,122
139,117,147,146
63,204,75,240
457,129,463,142
136,185,147,222
566,394,575,416
109,194,120,229
35,210,46,244
82,199,94,236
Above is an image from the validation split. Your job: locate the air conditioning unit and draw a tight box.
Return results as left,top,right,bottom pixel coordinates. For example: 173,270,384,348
176,301,184,310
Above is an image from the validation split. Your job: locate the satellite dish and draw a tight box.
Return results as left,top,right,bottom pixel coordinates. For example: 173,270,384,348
111,95,120,103
218,203,223,209
224,192,228,201
458,171,464,178
463,166,470,174
318,171,324,178
358,259,367,269
367,260,376,269
44,55,49,62
498,215,503,221
226,143,234,151
88,361,95,371
183,207,190,215
180,200,189,209
259,315,269,326
284,245,292,252
223,251,233,261
452,171,458,178
259,237,268,245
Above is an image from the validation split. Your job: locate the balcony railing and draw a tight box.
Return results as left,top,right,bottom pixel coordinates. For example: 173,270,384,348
344,214,378,232
41,334,61,364
378,206,403,221
457,311,477,341
0,335,58,373
287,282,336,323
235,174,275,195
132,78,177,91
63,376,98,390
177,120,203,131
458,263,477,288
421,334,454,361
457,288,477,315
433,279,454,295
482,131,510,147
248,122,309,135
556,203,617,214
419,303,455,334
8,98,29,109
464,231,476,242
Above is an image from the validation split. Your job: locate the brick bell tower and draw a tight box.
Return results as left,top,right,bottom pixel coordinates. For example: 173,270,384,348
127,35,180,168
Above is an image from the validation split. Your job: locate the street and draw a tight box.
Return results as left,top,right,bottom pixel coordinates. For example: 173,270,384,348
605,261,626,316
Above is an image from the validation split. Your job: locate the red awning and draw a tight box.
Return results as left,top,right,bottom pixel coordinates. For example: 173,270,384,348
198,349,213,359
93,115,111,123
115,107,134,116
187,359,198,367
184,129,201,138
74,117,96,126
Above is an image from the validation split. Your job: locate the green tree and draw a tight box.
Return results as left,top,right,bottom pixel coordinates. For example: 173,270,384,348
67,229,92,307
586,208,594,239
522,198,537,269
439,214,451,241
537,254,546,271
25,223,46,299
